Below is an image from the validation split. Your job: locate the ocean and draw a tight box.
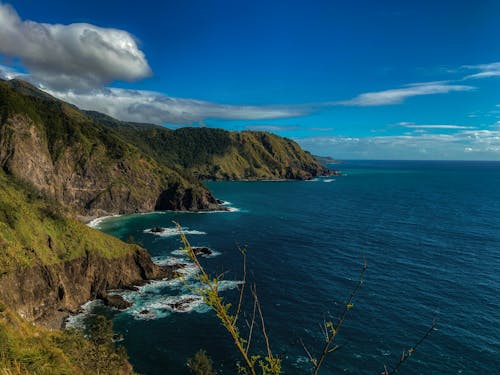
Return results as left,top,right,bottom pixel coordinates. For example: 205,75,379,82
82,160,500,374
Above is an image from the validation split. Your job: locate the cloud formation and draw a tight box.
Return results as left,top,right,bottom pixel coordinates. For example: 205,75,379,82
0,3,151,90
49,88,310,124
463,62,500,80
337,81,474,106
397,122,475,130
298,128,500,160
243,124,300,132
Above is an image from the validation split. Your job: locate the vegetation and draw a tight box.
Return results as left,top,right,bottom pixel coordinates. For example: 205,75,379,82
187,350,215,375
0,168,139,272
0,308,131,375
86,111,331,181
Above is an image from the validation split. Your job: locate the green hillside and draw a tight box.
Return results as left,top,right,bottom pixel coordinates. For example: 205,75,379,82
86,112,334,181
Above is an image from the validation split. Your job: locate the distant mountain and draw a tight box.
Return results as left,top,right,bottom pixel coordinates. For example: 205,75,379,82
88,111,335,181
314,155,343,166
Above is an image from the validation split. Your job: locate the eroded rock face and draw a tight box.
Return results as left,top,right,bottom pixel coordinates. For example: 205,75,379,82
0,248,175,328
0,112,218,216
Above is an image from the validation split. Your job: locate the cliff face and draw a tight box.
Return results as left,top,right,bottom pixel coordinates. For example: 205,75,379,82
0,247,173,328
0,80,219,216
0,169,175,329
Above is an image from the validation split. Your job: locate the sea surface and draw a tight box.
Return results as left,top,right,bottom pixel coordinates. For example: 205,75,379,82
83,160,500,374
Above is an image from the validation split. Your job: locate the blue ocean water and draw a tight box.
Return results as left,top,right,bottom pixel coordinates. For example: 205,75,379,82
89,160,500,374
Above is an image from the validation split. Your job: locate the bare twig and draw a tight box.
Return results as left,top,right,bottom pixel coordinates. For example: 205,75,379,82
252,284,273,360
245,296,258,354
381,321,437,375
309,257,367,375
233,246,247,327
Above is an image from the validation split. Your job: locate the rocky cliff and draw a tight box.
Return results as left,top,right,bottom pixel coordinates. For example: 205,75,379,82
0,79,220,216
0,247,174,328
0,169,175,326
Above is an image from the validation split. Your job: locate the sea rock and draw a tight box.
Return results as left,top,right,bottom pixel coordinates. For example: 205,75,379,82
0,247,177,328
101,294,132,310
192,247,212,256
150,227,164,233
167,297,199,312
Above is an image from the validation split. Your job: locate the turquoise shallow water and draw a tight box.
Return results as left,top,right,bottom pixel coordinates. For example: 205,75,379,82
88,160,500,374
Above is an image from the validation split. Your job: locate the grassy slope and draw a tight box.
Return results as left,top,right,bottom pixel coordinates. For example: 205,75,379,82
0,305,131,375
0,169,137,274
0,171,137,373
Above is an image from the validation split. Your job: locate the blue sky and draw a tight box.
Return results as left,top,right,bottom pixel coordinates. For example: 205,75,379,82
0,0,499,159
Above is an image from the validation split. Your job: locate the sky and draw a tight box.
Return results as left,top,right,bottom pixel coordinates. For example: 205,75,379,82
0,0,499,160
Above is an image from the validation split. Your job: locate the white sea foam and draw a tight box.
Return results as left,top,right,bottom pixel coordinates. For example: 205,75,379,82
171,248,220,258
143,227,207,237
127,293,209,320
305,178,319,182
323,179,335,183
65,300,102,328
216,280,244,292
193,206,241,213
152,255,187,267
87,215,122,228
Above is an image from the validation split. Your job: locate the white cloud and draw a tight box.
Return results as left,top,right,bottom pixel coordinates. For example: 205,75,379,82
0,3,151,90
244,124,300,132
48,87,309,124
0,63,26,80
336,81,475,106
397,122,475,130
298,128,500,160
463,62,500,80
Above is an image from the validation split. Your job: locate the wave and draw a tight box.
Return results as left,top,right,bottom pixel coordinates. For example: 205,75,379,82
216,280,244,292
170,248,221,258
87,215,122,228
64,300,102,328
193,206,241,214
152,255,187,267
305,178,319,182
323,179,335,183
127,293,209,320
143,226,207,237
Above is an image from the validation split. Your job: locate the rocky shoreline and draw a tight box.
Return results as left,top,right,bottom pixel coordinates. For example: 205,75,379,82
0,247,179,329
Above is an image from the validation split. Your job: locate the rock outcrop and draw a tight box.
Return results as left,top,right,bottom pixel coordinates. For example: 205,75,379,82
0,247,175,328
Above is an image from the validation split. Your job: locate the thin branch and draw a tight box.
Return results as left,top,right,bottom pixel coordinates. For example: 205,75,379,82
232,246,247,327
310,258,367,375
174,222,258,375
252,284,274,360
382,321,437,375
245,296,258,355
300,338,317,367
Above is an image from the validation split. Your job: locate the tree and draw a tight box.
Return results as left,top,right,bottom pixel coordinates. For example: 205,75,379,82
87,315,128,375
187,349,215,375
